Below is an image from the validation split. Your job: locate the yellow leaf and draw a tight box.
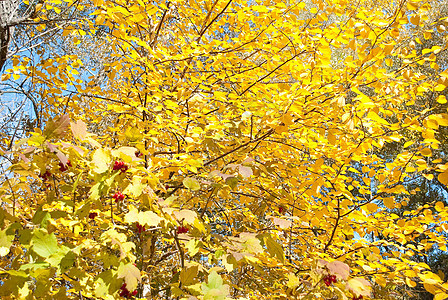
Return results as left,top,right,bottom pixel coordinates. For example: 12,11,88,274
406,277,417,287
1,73,11,81
407,1,418,10
347,277,372,297
434,293,448,300
117,263,141,291
438,171,448,185
437,95,447,104
383,198,395,209
91,148,111,174
366,203,378,212
367,111,389,126
328,131,337,145
183,177,200,191
410,15,420,26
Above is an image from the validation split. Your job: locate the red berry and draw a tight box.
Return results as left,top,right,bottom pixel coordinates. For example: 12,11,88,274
135,151,142,158
39,170,51,181
113,191,125,202
113,161,128,173
113,161,122,170
278,206,285,214
59,160,71,172
176,226,189,234
119,283,137,298
136,223,145,233
323,275,336,286
88,212,98,219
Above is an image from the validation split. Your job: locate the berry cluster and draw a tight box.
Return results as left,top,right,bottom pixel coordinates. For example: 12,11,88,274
39,170,52,181
323,275,337,286
113,191,125,202
352,296,363,300
88,212,98,219
176,226,189,234
136,223,145,233
278,206,286,214
135,151,143,158
59,160,72,172
113,161,128,173
119,283,137,298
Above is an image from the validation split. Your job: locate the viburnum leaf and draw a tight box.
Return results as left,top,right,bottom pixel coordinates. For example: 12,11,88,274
139,211,163,227
180,264,199,285
201,271,230,300
113,146,138,162
268,216,292,229
124,205,139,224
91,148,111,174
327,261,350,280
124,176,146,197
0,229,13,256
186,239,201,256
31,229,59,257
71,119,89,140
124,205,163,227
239,233,263,254
117,263,141,291
56,150,69,165
264,234,285,263
44,114,70,138
347,277,372,297
173,209,197,224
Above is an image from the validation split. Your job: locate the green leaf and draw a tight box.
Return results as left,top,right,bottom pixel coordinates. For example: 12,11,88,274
0,229,14,256
264,235,285,263
117,263,141,291
32,209,50,228
31,229,59,258
225,176,238,189
183,177,201,191
45,246,70,267
201,271,230,300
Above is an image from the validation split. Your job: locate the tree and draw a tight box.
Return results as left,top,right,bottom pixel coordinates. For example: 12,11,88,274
1,0,448,299
371,1,448,298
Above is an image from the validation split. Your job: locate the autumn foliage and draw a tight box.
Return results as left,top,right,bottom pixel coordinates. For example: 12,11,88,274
1,0,448,299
